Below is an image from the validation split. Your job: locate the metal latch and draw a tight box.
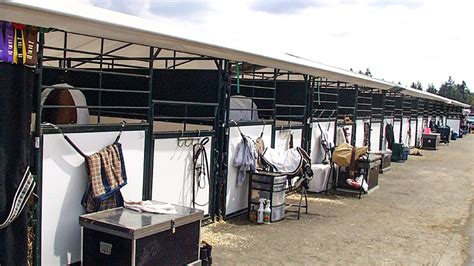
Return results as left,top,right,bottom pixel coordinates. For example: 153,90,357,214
171,219,176,234
99,242,113,255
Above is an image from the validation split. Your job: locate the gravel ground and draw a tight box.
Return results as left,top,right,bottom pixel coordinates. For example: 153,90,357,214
202,135,474,265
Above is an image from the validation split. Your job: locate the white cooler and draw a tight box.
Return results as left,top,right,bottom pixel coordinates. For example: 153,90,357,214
308,164,332,192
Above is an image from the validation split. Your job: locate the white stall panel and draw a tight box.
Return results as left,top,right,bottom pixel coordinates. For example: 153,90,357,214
355,119,365,147
370,122,381,151
394,120,402,143
226,125,272,215
409,120,417,147
417,117,424,146
401,118,410,146
336,124,353,146
275,128,302,151
447,119,461,133
41,130,145,265
152,137,212,215
311,121,335,163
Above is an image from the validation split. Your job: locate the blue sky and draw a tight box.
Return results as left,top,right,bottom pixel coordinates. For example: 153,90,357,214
79,0,474,89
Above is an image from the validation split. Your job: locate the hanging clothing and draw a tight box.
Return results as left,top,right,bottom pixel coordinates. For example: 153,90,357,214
363,121,370,147
385,123,395,150
234,136,257,186
0,63,34,266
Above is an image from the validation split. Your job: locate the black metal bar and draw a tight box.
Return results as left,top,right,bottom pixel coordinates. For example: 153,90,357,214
34,32,45,266
275,104,306,108
154,116,216,120
44,66,150,78
97,38,104,123
152,100,219,107
42,105,149,109
72,43,133,68
40,85,150,94
230,83,275,90
144,47,155,200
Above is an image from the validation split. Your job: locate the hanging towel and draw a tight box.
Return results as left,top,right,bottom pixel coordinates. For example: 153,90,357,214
234,136,257,186
81,142,127,213
124,200,177,214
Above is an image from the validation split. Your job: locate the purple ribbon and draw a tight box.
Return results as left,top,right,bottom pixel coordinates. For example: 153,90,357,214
0,21,5,61
4,22,14,63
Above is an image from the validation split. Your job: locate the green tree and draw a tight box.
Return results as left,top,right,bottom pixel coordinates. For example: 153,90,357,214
437,77,471,104
365,68,372,77
410,82,423,90
426,83,437,94
416,82,422,90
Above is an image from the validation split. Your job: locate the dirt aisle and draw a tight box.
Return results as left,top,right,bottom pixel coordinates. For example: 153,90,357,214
202,135,474,265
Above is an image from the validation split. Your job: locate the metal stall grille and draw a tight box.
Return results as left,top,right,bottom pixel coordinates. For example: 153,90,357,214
274,72,308,151
371,90,384,150
356,89,372,120
384,93,396,118
313,78,339,122
394,95,404,120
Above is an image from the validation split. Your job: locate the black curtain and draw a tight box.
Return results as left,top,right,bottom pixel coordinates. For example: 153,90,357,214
0,63,34,266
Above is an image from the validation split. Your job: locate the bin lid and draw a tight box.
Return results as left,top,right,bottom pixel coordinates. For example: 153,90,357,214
79,201,204,239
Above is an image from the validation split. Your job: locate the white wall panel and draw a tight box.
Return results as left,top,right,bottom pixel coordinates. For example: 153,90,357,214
370,122,381,151
409,120,417,147
355,119,365,147
41,130,145,265
417,117,424,146
152,137,212,215
274,128,302,151
394,120,401,144
401,118,410,146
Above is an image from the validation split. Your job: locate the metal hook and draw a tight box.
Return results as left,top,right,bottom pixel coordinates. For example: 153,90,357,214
185,139,193,147
177,130,184,147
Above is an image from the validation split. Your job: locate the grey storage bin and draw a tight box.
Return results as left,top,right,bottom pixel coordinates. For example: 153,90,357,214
248,172,287,222
79,202,203,266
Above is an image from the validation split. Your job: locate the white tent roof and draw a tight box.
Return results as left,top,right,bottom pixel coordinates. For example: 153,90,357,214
0,0,469,108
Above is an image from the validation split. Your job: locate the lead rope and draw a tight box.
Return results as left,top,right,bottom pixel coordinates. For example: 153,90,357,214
192,137,210,207
0,167,35,229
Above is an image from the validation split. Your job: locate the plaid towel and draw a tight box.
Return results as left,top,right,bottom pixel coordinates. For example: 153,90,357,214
81,142,127,213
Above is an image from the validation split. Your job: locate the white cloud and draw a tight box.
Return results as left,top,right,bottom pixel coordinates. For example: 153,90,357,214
74,0,474,89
